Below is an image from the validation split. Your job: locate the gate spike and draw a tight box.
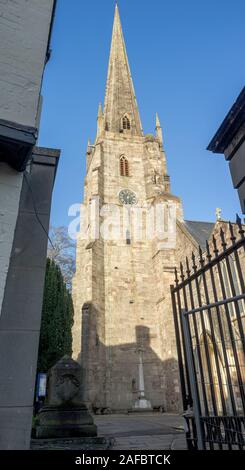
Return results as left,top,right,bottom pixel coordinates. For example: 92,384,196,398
237,215,245,240
186,257,191,277
206,240,212,261
198,245,204,264
236,213,242,225
180,262,185,281
229,221,236,244
174,267,179,284
191,251,197,272
220,227,227,252
212,235,219,257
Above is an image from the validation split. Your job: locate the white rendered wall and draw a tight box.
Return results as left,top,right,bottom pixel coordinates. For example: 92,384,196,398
0,163,23,315
0,0,54,128
0,0,54,314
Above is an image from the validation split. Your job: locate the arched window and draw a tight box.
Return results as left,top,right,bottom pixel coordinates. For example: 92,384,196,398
122,115,131,130
120,156,129,177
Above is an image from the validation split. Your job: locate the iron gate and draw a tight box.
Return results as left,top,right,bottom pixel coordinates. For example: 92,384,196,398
171,221,245,450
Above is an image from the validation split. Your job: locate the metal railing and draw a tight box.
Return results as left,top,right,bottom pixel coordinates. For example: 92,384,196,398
171,221,245,450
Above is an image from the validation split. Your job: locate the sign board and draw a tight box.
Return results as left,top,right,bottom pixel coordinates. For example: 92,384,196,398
36,373,47,401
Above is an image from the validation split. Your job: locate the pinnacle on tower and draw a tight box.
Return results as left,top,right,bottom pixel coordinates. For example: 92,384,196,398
96,103,104,140
86,138,91,154
97,103,103,118
156,113,164,147
103,4,143,136
156,113,161,128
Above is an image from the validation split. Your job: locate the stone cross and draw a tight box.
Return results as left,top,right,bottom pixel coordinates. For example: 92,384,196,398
216,208,222,221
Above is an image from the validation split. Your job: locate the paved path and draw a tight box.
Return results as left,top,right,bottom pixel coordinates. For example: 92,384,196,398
94,413,187,450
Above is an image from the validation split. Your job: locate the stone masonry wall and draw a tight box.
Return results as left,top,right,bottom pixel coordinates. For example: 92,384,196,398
72,127,198,412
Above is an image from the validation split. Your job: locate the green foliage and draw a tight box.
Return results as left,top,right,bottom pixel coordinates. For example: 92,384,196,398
37,258,74,372
145,133,155,142
32,415,40,429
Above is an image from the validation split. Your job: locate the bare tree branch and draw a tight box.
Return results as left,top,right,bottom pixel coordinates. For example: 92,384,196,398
48,226,75,290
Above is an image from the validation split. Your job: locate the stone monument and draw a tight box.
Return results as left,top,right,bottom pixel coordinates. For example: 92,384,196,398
36,356,97,438
133,349,152,411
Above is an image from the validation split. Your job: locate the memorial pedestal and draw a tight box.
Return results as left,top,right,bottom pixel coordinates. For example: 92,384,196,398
36,356,97,439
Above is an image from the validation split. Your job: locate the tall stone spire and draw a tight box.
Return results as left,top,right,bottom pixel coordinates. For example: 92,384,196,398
103,4,143,136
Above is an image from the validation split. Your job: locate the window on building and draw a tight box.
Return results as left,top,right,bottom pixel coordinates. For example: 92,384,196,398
120,155,129,177
126,229,131,245
122,115,131,130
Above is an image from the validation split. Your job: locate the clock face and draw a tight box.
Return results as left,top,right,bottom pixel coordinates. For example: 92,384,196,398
119,189,137,205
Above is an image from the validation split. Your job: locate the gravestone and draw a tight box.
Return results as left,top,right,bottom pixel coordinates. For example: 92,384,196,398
36,356,97,438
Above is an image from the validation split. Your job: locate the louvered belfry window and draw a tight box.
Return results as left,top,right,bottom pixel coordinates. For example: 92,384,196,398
122,115,131,130
120,156,129,177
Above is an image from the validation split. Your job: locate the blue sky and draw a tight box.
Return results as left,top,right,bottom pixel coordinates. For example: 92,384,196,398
38,0,245,227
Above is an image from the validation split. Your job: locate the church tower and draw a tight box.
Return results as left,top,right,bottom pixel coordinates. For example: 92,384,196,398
73,5,185,412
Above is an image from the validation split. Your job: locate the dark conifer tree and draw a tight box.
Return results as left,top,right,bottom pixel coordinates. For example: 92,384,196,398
37,259,74,372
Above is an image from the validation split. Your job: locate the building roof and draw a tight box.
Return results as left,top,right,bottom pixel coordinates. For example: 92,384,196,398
184,220,215,250
207,87,245,155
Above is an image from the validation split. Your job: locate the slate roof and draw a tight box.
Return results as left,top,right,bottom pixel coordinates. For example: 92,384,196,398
184,220,215,250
